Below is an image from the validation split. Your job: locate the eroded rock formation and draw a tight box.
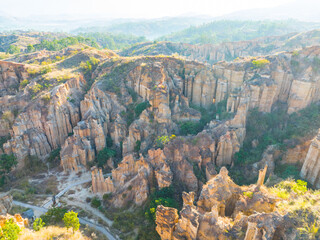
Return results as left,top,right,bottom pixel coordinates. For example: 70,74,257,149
0,193,12,215
301,130,320,188
155,167,284,240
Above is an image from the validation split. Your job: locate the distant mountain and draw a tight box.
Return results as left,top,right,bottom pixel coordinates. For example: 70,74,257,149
158,19,320,45
216,0,320,22
0,14,213,39
71,16,214,40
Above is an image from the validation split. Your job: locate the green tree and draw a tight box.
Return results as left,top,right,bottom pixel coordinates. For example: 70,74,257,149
33,218,45,231
0,154,17,175
0,218,21,240
40,207,67,225
63,211,80,233
27,44,35,53
96,147,116,168
6,45,20,54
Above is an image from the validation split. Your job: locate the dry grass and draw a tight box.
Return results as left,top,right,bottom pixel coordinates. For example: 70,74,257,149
19,226,92,240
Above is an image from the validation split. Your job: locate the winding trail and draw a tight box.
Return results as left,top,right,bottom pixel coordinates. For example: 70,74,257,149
13,173,117,240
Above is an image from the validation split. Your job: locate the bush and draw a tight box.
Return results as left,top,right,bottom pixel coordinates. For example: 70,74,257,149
252,58,270,69
135,101,151,117
19,79,29,88
1,111,14,125
179,121,202,135
33,218,45,231
63,211,80,233
0,218,21,240
156,135,176,148
40,207,67,225
134,140,141,153
0,154,17,175
145,186,179,222
243,191,254,199
95,147,116,168
40,66,52,74
91,197,101,208
30,84,43,96
6,45,20,54
103,193,112,201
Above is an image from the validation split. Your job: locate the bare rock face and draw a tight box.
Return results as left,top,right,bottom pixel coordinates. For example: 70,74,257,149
148,148,173,188
156,205,179,240
0,60,28,96
0,193,12,215
60,85,126,171
100,154,152,208
91,167,114,194
282,140,311,165
244,212,284,240
300,130,320,188
3,76,85,167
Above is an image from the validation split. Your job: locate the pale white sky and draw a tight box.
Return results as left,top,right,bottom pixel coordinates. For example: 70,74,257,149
1,0,295,19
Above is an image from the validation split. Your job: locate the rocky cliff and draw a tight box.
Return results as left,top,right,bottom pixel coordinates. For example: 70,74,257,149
300,130,320,188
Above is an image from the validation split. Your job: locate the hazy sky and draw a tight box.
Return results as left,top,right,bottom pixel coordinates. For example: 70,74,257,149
1,0,295,19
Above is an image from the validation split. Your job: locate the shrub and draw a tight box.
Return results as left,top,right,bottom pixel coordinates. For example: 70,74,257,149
145,186,179,221
40,66,52,74
243,191,254,199
179,121,202,135
40,207,67,225
41,94,51,104
156,135,176,148
1,111,14,126
95,147,116,168
91,197,101,208
252,59,270,69
193,162,206,183
33,218,45,231
135,101,151,117
19,79,29,88
0,154,17,174
134,140,141,153
103,193,112,201
63,211,80,233
6,45,20,54
0,218,21,240
30,84,43,95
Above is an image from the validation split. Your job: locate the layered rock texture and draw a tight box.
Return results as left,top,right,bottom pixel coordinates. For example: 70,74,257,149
155,167,286,240
301,130,320,188
0,193,12,215
2,44,320,188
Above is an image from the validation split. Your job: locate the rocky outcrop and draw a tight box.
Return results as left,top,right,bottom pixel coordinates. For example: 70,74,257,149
244,213,284,240
300,130,320,188
156,205,179,240
0,60,28,96
91,167,114,194
0,214,28,229
155,167,283,240
0,193,12,215
3,76,85,167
